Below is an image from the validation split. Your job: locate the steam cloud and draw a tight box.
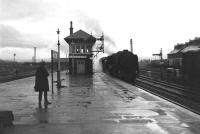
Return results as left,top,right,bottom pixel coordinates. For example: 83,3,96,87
75,13,118,72
76,12,117,55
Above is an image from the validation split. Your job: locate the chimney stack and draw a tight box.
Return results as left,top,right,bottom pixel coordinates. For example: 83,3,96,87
70,21,73,35
130,39,133,53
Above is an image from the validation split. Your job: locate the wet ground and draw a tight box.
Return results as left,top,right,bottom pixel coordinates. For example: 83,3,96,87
0,71,200,134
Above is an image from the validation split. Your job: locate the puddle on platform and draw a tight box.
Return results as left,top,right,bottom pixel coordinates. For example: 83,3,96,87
119,118,153,124
181,123,190,128
111,110,159,117
76,101,92,108
146,122,168,134
70,88,95,97
152,109,167,116
18,94,27,97
78,101,92,104
40,120,48,124
10,98,24,101
113,89,137,102
103,114,155,124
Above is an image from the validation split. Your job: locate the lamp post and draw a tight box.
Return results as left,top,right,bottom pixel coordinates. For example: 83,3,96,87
160,48,164,80
56,28,61,88
13,53,16,62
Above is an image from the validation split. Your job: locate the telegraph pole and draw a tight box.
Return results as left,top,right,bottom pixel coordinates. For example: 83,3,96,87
160,48,163,61
160,48,163,80
34,47,37,63
56,28,61,88
130,39,133,53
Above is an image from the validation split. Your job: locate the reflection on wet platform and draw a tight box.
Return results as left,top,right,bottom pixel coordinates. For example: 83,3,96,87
1,72,200,134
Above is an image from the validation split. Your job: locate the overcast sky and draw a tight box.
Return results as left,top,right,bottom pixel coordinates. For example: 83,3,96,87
1,0,200,61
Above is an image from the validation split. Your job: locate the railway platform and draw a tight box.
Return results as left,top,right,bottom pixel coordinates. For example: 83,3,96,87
0,71,200,134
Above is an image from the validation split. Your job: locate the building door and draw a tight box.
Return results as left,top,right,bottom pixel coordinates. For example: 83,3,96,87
77,60,85,74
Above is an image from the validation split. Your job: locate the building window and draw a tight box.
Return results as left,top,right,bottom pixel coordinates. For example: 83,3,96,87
72,46,75,53
80,45,84,53
86,45,91,53
83,45,86,53
76,45,80,53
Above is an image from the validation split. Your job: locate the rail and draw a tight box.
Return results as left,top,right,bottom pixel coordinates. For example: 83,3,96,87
136,75,200,115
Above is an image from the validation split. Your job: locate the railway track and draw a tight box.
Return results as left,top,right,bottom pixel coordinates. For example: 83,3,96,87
136,75,200,115
0,72,35,83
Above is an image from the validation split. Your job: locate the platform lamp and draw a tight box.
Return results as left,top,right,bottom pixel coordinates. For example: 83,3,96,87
13,53,16,62
56,28,61,88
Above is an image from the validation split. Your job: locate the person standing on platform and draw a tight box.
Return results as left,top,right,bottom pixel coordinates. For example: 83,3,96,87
34,61,51,107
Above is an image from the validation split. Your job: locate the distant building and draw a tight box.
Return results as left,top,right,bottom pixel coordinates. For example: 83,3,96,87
64,21,96,75
167,44,185,66
168,38,200,67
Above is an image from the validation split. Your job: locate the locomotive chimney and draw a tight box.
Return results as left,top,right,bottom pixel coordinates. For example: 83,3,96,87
130,39,133,53
70,21,73,35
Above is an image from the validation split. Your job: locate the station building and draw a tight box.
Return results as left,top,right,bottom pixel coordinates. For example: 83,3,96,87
64,22,96,75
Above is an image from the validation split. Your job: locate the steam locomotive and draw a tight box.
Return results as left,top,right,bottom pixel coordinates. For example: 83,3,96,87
101,50,139,84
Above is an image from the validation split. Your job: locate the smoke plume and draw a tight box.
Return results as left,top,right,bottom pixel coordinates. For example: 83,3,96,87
76,12,117,55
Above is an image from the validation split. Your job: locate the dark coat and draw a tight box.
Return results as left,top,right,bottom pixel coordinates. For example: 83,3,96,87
34,65,49,92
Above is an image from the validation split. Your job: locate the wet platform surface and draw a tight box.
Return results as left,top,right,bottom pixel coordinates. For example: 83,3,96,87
0,72,200,134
